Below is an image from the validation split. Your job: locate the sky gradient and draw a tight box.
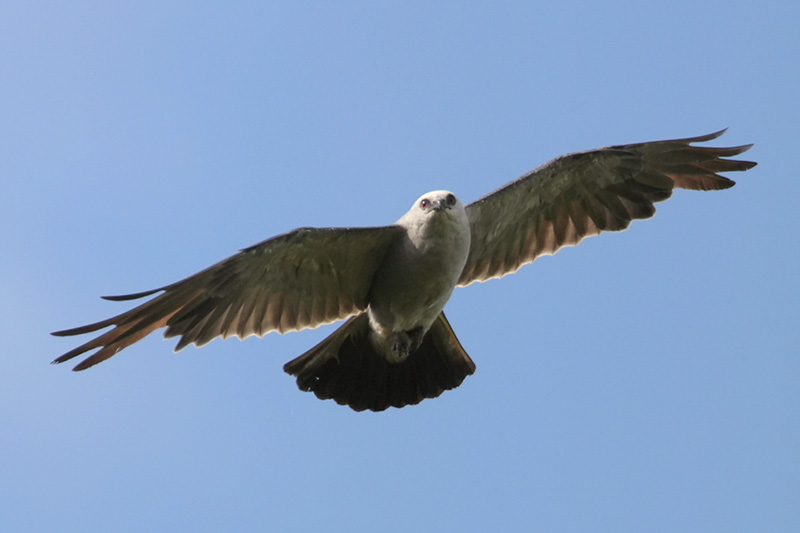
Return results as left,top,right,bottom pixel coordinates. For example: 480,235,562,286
2,2,798,531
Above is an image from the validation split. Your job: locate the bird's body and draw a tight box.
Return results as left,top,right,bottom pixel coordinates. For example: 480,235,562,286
53,130,756,411
368,191,471,362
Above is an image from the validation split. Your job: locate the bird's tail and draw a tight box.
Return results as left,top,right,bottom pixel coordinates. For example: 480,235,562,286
283,312,476,412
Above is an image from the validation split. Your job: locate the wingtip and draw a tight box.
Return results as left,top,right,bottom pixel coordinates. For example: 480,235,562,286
686,128,727,144
687,129,756,154
50,353,72,366
50,320,112,337
102,287,163,301
737,143,755,154
71,360,94,371
48,356,87,371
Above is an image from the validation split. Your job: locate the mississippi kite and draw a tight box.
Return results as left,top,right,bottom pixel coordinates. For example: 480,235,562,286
52,130,756,411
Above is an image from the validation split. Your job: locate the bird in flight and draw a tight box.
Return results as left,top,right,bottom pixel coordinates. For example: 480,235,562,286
53,130,755,411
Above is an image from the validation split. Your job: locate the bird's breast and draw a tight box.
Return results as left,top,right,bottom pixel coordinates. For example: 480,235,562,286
367,218,470,335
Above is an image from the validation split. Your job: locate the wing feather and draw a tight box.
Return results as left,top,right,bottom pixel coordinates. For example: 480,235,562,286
459,130,755,286
52,226,402,370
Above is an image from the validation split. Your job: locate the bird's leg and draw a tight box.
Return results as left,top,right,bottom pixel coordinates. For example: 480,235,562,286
391,326,426,363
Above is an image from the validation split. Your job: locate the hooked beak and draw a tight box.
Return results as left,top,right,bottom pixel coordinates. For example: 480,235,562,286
432,199,451,212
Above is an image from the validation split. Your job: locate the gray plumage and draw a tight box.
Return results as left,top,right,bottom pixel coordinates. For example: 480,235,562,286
52,130,756,411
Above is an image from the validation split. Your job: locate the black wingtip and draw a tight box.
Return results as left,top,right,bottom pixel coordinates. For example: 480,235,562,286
51,327,83,337
102,287,164,301
699,128,727,141
50,346,82,365
48,356,86,371
51,317,114,337
50,353,73,365
739,159,757,170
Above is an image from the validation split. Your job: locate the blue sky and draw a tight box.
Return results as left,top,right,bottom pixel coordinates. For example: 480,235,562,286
2,2,798,531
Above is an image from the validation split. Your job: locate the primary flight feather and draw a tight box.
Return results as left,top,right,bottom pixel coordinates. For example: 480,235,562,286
53,130,756,411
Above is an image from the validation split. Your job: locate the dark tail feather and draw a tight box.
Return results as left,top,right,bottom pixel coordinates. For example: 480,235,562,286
283,312,476,412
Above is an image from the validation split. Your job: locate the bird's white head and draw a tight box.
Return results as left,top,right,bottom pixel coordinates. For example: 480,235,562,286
411,190,463,215
397,190,469,238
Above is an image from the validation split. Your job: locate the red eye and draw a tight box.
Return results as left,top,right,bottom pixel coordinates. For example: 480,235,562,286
420,199,430,209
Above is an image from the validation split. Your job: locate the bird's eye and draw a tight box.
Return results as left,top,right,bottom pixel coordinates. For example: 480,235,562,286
420,198,430,209
446,193,456,206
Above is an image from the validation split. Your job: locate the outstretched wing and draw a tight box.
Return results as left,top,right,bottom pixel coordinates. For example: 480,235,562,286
458,130,755,286
52,225,403,370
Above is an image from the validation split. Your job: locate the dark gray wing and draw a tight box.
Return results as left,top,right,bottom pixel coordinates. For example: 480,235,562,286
458,130,755,286
53,225,403,370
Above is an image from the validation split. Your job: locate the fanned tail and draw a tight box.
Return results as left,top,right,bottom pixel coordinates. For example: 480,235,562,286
283,312,476,412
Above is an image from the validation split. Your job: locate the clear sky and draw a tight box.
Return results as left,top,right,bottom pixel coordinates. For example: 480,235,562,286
2,2,798,532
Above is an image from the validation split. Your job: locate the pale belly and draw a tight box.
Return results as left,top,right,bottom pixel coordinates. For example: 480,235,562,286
366,234,468,361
